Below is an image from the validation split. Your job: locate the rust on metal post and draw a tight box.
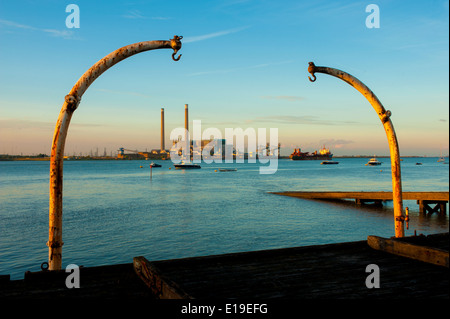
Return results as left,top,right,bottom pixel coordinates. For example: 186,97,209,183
307,62,405,237
48,36,183,271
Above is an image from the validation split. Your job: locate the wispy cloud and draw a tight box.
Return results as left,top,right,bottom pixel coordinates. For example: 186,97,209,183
122,10,146,19
261,96,305,102
122,9,171,20
245,115,359,126
42,29,73,38
319,139,354,149
183,26,249,43
0,118,54,130
0,18,75,39
151,16,171,20
0,18,33,30
288,139,354,151
0,118,104,130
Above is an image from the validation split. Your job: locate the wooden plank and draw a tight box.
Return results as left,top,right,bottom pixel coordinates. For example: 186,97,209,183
133,256,193,299
367,236,449,268
272,191,449,201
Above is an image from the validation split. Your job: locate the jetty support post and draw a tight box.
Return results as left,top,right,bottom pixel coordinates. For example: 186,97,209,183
48,36,183,271
418,200,448,215
308,62,405,238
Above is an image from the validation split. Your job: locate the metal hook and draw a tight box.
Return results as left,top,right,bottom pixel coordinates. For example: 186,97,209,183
172,51,182,61
170,35,183,61
308,62,316,82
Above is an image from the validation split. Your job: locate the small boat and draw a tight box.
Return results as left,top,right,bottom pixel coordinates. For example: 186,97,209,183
174,161,201,169
219,168,237,172
321,161,339,165
415,162,423,165
438,147,445,162
150,162,161,167
366,157,382,166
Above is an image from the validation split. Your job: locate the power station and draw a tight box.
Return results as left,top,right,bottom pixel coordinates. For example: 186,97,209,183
117,104,186,160
117,103,280,160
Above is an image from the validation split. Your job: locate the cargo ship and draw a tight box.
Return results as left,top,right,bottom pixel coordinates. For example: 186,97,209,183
290,146,333,161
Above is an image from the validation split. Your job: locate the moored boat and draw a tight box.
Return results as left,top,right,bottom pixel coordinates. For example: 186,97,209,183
290,146,333,161
174,161,201,169
438,148,445,162
321,161,339,165
150,162,162,167
365,157,381,166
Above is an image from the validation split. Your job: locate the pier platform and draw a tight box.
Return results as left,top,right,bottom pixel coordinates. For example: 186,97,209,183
1,233,448,299
272,191,449,214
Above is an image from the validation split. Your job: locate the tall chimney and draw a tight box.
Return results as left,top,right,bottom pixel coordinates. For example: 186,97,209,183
184,104,188,132
184,104,189,158
161,108,165,152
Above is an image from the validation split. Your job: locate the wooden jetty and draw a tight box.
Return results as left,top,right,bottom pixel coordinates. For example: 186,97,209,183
1,233,448,299
272,191,449,214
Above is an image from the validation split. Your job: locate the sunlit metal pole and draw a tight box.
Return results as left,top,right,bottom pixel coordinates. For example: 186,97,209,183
48,36,183,270
307,62,405,238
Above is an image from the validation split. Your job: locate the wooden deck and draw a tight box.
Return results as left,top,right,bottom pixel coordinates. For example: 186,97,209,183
271,191,449,201
133,233,448,299
2,233,448,300
0,263,154,299
272,191,449,214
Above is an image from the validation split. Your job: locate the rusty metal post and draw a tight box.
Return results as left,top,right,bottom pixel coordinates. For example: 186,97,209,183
307,62,405,237
48,36,183,270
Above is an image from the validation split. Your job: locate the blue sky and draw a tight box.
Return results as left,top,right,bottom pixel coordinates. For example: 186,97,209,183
0,0,448,156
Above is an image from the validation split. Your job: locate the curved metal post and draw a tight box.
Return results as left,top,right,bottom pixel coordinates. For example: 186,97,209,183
48,36,183,270
307,62,405,238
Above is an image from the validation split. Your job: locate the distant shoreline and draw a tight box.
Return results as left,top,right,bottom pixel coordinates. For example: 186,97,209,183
1,155,447,161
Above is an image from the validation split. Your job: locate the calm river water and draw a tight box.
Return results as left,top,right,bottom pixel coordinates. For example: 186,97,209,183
1,157,448,279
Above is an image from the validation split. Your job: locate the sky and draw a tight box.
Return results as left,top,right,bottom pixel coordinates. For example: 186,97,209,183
0,0,448,157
